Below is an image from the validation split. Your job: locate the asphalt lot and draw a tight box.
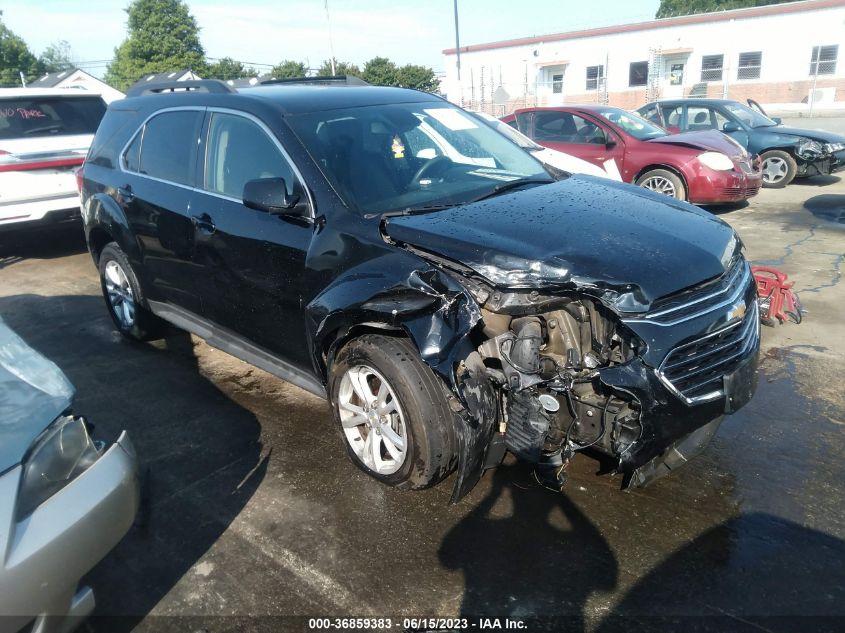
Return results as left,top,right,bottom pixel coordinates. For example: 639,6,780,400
1,157,844,632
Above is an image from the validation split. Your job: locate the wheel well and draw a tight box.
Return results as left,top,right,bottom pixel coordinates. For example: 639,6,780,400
87,227,114,265
634,164,689,193
320,322,407,380
759,148,796,159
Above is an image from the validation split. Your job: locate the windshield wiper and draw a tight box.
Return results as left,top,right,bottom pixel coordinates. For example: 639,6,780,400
467,177,554,203
366,203,458,220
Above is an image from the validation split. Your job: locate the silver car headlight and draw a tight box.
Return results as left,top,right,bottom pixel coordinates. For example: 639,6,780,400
823,142,845,153
17,415,101,519
697,151,734,171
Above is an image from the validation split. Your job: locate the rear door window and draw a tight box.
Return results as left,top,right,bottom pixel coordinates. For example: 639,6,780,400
137,110,204,186
0,96,106,140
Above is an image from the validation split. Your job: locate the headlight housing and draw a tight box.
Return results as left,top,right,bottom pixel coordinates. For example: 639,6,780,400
697,151,734,171
823,142,845,153
17,415,101,519
796,138,824,159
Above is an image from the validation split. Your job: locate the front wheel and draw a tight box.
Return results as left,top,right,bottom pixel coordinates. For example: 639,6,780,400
635,169,686,200
328,334,456,490
760,150,797,188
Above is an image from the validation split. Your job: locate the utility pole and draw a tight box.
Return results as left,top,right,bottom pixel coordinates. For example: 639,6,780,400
453,0,461,82
324,0,336,75
19,71,26,88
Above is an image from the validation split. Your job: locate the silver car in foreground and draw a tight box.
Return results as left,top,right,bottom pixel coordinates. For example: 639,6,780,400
0,319,138,633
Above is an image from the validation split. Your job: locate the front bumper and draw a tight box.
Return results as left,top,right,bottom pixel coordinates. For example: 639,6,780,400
0,432,139,631
797,149,845,177
687,164,763,204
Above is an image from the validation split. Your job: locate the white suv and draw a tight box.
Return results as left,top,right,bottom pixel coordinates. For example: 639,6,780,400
0,89,106,230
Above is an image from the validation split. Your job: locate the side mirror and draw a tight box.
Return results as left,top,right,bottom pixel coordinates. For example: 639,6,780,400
242,178,305,217
722,121,742,133
772,117,782,125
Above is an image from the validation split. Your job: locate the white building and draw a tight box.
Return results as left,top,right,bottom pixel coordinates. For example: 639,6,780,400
442,0,845,114
28,68,125,103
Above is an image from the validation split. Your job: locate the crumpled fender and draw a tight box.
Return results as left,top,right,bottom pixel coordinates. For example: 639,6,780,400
305,253,497,502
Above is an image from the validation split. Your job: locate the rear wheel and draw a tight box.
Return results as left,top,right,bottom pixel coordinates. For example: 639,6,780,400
328,334,456,490
98,243,165,341
760,150,797,188
635,169,686,200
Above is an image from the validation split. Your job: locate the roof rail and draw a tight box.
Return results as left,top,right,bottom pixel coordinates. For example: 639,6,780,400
258,75,370,87
126,79,235,98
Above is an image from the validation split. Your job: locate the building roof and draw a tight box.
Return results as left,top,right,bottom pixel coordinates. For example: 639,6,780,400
30,69,81,87
127,69,199,92
443,0,845,55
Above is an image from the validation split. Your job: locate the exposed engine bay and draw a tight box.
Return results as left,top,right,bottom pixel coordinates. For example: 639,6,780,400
471,298,643,487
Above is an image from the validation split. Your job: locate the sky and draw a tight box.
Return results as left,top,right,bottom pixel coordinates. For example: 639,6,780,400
1,0,661,77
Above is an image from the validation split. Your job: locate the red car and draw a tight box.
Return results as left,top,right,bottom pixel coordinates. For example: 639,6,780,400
501,105,762,205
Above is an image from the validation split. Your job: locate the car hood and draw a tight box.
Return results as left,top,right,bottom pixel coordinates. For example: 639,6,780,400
647,130,746,156
761,125,845,144
0,319,74,474
384,176,738,312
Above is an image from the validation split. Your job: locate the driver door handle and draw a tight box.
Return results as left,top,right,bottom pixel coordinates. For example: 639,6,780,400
190,212,216,235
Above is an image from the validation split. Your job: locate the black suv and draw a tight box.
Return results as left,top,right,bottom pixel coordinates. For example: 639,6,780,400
80,79,760,501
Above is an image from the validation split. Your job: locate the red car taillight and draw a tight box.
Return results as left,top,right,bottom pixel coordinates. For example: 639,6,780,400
76,163,85,193
0,149,85,173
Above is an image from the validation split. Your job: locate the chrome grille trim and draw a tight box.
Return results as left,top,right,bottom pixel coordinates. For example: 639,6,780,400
623,260,751,327
657,301,760,405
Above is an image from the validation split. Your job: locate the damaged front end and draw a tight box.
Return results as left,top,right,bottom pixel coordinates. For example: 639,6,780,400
795,138,845,177
446,260,760,501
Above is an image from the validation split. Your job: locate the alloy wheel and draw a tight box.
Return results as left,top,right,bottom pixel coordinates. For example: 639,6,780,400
337,365,408,475
104,260,136,328
762,156,788,184
640,175,677,198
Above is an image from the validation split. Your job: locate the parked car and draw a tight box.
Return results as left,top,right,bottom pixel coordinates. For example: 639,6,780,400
0,318,138,633
80,79,759,502
0,88,106,231
470,111,621,180
502,105,762,204
636,98,845,188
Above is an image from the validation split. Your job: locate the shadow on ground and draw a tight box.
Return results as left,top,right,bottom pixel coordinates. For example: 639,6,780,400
0,294,268,633
804,193,845,223
0,222,87,269
792,174,841,188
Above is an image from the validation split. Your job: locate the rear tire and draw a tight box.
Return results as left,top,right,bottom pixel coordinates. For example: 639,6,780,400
328,334,456,490
98,243,165,341
635,169,686,200
760,150,797,188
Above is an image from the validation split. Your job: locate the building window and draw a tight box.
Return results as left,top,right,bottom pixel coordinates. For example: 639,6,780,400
552,74,564,94
810,45,838,76
701,54,723,82
669,63,684,85
629,61,648,87
586,65,604,91
737,51,762,80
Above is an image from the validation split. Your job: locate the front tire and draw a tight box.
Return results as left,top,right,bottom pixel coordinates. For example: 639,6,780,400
760,150,797,188
635,169,686,200
328,334,456,490
98,242,165,341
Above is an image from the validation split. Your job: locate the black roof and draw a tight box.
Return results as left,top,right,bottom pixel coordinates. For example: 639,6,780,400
119,84,443,115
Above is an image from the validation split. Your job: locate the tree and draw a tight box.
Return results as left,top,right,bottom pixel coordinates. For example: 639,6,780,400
206,56,245,80
362,56,399,86
316,58,360,77
656,0,790,18
105,0,206,91
396,64,439,93
0,11,41,86
39,40,74,73
270,60,308,79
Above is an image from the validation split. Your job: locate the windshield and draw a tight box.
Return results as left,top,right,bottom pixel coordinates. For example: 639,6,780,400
724,102,777,128
287,102,550,214
598,108,667,140
0,96,106,140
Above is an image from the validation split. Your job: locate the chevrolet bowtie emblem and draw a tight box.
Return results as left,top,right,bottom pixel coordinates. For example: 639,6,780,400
728,301,747,321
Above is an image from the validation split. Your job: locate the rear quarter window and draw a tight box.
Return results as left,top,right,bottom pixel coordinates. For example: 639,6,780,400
0,96,106,140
